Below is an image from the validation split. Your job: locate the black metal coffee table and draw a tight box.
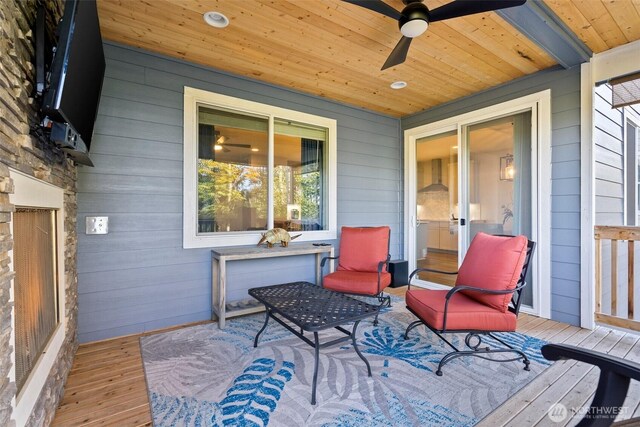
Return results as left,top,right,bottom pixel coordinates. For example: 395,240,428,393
248,281,379,405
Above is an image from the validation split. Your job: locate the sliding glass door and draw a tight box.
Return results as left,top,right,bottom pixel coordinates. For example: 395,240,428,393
410,111,534,307
465,112,533,306
414,131,459,285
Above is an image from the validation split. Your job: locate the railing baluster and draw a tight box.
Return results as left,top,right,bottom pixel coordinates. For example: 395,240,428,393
629,240,635,320
595,237,602,315
611,239,618,316
594,226,640,332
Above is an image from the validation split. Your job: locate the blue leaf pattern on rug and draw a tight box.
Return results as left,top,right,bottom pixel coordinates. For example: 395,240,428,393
141,297,552,426
489,332,552,365
220,358,294,427
320,393,477,427
151,392,221,427
360,327,443,372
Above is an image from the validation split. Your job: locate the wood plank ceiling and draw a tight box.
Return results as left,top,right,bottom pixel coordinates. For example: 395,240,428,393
96,0,638,117
544,0,640,54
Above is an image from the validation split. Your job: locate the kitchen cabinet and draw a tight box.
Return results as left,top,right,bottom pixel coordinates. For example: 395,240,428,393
427,222,439,249
425,221,458,252
416,221,430,259
439,227,457,251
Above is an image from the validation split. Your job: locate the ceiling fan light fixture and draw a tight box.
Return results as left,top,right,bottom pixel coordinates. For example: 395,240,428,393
203,11,229,28
400,19,428,38
214,144,223,151
343,0,528,69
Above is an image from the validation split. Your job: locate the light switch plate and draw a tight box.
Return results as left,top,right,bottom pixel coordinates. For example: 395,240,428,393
86,216,109,235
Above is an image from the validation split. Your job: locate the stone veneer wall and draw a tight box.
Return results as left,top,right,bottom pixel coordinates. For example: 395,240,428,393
0,0,78,426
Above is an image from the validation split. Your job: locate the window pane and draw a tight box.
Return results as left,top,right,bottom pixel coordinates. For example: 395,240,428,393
197,106,268,233
274,119,327,232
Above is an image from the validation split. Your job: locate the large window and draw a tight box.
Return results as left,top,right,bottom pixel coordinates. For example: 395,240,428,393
184,88,337,248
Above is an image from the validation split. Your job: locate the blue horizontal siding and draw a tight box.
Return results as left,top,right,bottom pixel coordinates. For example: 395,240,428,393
594,84,624,226
402,66,582,326
76,42,402,342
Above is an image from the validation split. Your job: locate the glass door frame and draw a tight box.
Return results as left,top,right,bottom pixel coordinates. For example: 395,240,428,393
404,90,552,318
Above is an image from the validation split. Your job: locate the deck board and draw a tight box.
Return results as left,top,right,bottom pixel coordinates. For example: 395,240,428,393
478,327,611,426
53,287,640,426
563,334,640,427
507,329,625,425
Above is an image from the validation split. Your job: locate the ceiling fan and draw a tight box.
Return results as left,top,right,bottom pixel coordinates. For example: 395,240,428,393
342,0,526,70
214,132,253,152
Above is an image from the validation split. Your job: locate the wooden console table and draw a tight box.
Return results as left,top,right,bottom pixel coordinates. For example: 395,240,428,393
211,243,334,328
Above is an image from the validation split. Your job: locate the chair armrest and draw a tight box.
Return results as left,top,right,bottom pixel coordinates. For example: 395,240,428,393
541,343,640,424
409,267,458,282
542,344,640,382
320,256,339,268
377,255,390,274
445,282,526,300
437,282,525,331
376,255,391,294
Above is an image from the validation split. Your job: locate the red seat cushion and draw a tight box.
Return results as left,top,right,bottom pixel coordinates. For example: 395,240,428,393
455,233,528,312
337,226,390,273
406,288,517,331
323,270,392,295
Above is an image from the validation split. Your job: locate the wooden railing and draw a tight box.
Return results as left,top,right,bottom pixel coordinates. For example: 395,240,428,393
594,226,640,332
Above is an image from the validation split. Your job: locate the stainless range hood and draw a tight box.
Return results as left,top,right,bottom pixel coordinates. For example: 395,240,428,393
418,159,448,193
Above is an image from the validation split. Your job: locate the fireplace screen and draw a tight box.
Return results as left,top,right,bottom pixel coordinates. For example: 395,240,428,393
14,208,59,393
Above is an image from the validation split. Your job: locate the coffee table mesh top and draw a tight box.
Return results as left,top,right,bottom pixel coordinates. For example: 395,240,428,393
248,282,379,331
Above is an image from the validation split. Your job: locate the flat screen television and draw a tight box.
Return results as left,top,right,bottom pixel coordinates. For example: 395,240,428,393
41,0,105,166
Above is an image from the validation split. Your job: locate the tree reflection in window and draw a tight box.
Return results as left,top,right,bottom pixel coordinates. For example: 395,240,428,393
196,108,327,234
274,119,326,232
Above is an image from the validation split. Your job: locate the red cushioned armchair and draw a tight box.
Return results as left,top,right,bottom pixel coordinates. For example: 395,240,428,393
321,226,391,324
404,233,535,375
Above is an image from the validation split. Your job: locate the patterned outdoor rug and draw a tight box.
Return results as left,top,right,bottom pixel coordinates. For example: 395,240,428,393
140,298,550,426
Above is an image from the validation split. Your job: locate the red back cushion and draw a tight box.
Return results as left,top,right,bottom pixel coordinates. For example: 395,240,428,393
455,233,528,312
337,226,390,273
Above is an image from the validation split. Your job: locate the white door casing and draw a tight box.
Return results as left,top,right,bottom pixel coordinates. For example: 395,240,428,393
404,90,552,318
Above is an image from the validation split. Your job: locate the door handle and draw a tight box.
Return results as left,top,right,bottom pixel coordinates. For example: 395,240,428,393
460,218,466,226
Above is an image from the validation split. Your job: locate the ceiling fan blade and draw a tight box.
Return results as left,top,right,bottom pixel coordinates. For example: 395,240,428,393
429,0,526,22
341,0,403,20
225,143,252,148
381,36,412,70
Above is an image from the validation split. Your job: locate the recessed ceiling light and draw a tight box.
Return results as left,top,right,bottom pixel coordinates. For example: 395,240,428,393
251,148,259,152
203,11,229,28
390,81,407,90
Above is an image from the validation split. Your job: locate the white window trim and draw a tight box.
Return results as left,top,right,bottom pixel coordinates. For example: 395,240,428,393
183,87,337,248
403,90,552,319
9,169,66,427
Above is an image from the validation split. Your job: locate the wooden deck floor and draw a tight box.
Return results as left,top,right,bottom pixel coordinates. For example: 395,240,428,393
52,287,640,426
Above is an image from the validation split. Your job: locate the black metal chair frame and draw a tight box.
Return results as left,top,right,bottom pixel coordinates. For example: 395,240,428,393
320,227,392,325
404,237,536,376
542,343,640,427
